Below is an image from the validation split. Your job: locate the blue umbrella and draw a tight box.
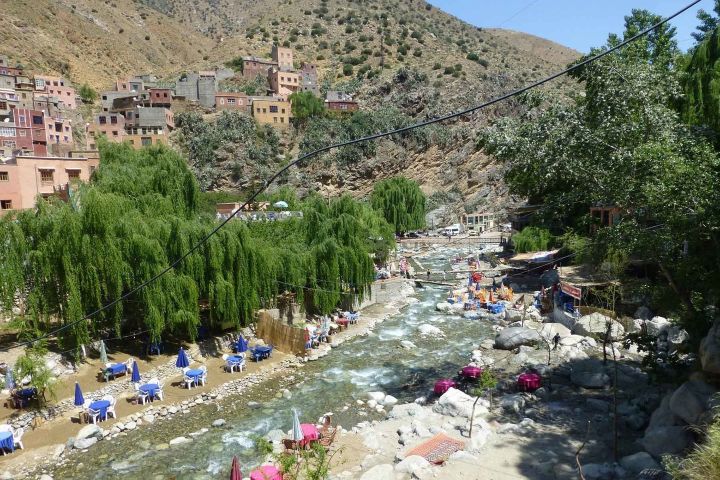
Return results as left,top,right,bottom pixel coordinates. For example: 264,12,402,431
175,347,190,368
73,382,84,407
131,360,141,383
236,336,248,353
4,366,14,390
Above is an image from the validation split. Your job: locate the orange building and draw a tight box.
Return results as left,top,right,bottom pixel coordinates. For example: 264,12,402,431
250,96,292,127
0,154,98,214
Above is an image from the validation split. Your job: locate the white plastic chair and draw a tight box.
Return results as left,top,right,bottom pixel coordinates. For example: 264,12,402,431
125,358,135,373
88,408,100,424
156,382,164,401
182,367,190,374
106,398,117,419
135,385,148,405
12,428,23,450
148,377,160,386
0,425,12,433
184,374,194,389
199,365,207,386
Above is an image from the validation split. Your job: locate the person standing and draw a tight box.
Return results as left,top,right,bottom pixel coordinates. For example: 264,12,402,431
553,333,561,350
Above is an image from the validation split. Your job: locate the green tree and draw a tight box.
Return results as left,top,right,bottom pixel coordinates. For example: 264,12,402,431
289,91,326,122
78,83,98,103
15,348,60,405
371,177,426,235
681,26,720,137
692,1,720,43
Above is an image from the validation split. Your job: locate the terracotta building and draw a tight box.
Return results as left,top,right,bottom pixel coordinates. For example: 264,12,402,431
215,92,250,112
272,46,294,71
0,153,98,214
325,91,359,113
268,68,300,96
242,57,277,79
0,108,48,156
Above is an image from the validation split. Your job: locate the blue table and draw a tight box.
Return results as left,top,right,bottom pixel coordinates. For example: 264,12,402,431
139,384,160,400
104,363,127,381
12,388,36,408
0,431,13,453
256,345,272,357
185,369,203,386
89,400,111,421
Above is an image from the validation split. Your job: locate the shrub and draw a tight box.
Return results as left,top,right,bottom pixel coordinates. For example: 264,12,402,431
343,64,353,76
512,227,555,253
413,48,422,57
467,52,479,61
478,58,489,68
432,62,441,70
145,35,150,40
443,66,454,75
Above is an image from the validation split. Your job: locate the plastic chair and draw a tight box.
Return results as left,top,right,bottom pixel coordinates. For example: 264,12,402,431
106,398,117,419
184,375,195,389
135,385,149,405
155,382,164,401
12,428,23,450
88,408,101,424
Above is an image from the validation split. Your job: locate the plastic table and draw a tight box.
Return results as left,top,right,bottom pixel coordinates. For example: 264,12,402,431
89,400,111,421
139,384,160,399
105,363,127,381
300,423,319,447
433,379,456,395
255,346,272,359
0,431,13,453
186,369,203,386
517,373,542,392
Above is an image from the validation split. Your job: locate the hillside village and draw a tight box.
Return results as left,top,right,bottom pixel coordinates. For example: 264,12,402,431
0,46,359,215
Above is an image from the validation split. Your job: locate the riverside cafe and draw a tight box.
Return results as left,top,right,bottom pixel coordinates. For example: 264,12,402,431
552,264,620,326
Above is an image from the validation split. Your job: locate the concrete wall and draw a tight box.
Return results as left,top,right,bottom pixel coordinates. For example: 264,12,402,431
255,311,306,355
197,78,216,108
175,74,199,102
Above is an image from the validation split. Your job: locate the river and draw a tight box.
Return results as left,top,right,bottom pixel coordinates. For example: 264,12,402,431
50,247,494,479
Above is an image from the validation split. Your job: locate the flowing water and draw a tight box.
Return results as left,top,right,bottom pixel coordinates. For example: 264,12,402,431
51,248,494,479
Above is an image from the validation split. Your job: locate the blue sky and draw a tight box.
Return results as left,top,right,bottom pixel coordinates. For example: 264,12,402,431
428,0,712,52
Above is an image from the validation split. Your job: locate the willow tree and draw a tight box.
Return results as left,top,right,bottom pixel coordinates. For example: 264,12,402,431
682,26,720,137
370,177,426,235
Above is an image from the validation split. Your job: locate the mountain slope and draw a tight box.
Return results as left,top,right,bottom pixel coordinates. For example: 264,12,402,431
2,0,580,213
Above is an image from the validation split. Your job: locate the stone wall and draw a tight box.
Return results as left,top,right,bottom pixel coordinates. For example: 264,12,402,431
255,311,306,355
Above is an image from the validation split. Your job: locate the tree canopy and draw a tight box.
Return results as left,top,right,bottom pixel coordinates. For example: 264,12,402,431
289,91,326,121
371,177,426,234
0,142,394,357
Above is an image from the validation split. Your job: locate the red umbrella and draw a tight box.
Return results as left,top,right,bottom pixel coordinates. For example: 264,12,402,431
230,456,242,480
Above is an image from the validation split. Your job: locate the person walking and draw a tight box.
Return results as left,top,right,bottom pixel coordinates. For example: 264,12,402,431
553,333,561,350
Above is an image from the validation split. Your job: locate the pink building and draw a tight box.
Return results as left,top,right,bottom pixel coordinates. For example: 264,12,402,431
0,153,98,214
215,92,249,112
268,68,300,96
0,108,48,156
34,75,77,109
44,115,73,147
148,88,173,107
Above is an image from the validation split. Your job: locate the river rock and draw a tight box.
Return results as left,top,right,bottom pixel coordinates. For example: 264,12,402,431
367,392,386,403
74,437,98,449
570,359,610,388
647,393,682,430
572,313,624,340
539,323,571,340
212,419,226,427
581,463,615,480
669,379,717,425
360,464,394,480
500,394,525,413
51,444,65,458
494,327,542,350
700,319,720,374
619,452,660,473
266,429,285,443
169,436,191,446
560,335,585,346
124,421,137,431
418,324,444,337
436,302,452,313
395,455,430,475
433,388,484,418
640,425,693,457
143,414,155,424
383,395,398,407
38,476,53,480
400,340,417,350
76,424,102,440
367,400,377,409
646,317,671,336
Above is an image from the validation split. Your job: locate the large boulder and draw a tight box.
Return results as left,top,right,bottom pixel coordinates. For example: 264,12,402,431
76,424,102,440
570,359,610,388
640,426,693,457
647,393,683,430
433,388,484,418
73,437,98,449
359,464,394,480
645,317,671,336
418,324,444,337
494,327,542,350
395,455,430,475
572,313,625,340
669,379,717,425
539,323,572,340
619,452,660,473
666,326,689,353
700,319,720,374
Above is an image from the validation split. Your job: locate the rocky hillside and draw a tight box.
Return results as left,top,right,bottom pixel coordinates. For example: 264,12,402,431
2,0,580,212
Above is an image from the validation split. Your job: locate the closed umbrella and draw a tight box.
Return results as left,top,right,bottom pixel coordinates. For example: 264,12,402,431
230,455,242,480
73,381,84,407
175,347,190,368
291,408,303,442
99,340,108,365
237,336,248,353
131,360,141,383
4,366,14,390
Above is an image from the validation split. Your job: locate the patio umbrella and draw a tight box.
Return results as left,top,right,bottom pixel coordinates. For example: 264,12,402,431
236,336,248,353
273,201,288,209
73,381,84,407
99,340,108,365
4,366,14,390
291,408,303,442
230,455,242,480
131,360,141,383
175,347,190,368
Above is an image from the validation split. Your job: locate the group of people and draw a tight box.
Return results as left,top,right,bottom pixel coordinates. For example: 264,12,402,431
303,310,360,349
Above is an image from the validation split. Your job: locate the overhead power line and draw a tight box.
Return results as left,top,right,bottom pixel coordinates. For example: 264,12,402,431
5,0,702,353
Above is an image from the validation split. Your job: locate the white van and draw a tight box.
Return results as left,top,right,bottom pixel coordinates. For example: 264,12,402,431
443,224,462,236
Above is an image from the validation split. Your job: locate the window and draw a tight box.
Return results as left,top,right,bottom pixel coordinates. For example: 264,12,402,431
269,105,278,113
281,108,286,114
53,81,58,86
0,200,12,210
99,116,106,124
18,115,25,123
262,108,267,113
163,92,168,98
141,137,152,146
66,169,80,182
32,115,43,125
2,140,15,148
273,117,278,123
110,116,117,124
0,101,6,109
280,117,284,123
39,169,54,185
0,127,15,136
227,98,236,105
63,136,69,142
18,130,25,137
0,172,8,181
112,131,118,137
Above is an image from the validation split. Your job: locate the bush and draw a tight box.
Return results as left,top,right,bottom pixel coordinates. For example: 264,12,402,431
667,418,720,479
443,66,454,75
512,227,555,253
478,58,489,68
343,64,353,76
413,49,422,57
467,52,479,61
432,63,441,70
78,83,98,103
